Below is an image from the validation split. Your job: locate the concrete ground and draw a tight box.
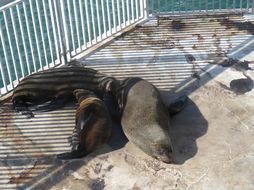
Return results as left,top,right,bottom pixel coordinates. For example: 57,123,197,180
0,14,254,190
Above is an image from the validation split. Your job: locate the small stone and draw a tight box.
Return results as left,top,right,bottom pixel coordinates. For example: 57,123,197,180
72,172,84,180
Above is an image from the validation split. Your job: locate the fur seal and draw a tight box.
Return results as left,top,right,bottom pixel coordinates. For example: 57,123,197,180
12,62,116,115
112,77,187,163
57,89,112,159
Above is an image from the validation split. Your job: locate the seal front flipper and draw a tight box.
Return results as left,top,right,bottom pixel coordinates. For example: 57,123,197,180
168,95,189,116
29,90,74,112
103,92,121,120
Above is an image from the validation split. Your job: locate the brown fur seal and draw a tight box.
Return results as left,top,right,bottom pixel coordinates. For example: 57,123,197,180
112,77,187,163
57,89,112,159
12,62,116,115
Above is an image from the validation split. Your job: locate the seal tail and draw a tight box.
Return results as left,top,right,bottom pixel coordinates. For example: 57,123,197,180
56,149,87,160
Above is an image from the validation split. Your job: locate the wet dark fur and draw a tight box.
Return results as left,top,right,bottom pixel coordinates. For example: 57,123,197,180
12,63,116,114
57,89,112,159
112,77,188,163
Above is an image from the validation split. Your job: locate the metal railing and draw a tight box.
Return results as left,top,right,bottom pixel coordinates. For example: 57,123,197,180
148,0,254,15
0,0,254,96
0,0,63,95
0,0,148,96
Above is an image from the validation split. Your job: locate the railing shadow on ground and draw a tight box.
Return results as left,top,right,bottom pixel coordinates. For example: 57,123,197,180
1,15,254,190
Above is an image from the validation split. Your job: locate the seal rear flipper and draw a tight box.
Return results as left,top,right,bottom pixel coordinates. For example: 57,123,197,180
168,95,189,116
28,97,70,112
56,149,87,159
29,90,74,112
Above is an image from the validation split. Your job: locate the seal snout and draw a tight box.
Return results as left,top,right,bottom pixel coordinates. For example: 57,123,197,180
154,146,174,164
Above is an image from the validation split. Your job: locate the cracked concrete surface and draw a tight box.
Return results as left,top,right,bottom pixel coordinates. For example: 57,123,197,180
1,14,254,189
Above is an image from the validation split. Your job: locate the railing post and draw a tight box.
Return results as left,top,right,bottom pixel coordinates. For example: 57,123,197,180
144,0,149,19
252,0,254,12
54,0,68,64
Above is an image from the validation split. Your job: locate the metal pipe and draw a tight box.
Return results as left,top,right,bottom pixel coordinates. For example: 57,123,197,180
96,0,102,40
42,0,54,67
35,0,49,68
23,1,37,71
49,0,60,64
0,18,13,88
10,7,25,78
101,0,107,38
73,0,81,51
67,0,76,54
79,0,87,49
106,0,112,34
29,0,43,70
3,10,19,81
112,0,117,32
17,4,31,74
90,0,97,42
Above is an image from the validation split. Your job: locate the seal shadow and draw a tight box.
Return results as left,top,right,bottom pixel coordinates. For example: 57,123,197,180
18,120,127,190
169,98,208,165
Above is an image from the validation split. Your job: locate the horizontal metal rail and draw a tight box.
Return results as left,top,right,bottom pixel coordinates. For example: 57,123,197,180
148,0,253,16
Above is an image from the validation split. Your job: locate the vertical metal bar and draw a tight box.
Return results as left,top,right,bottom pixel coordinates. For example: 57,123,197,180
85,0,92,45
144,0,148,18
240,0,242,11
23,1,37,71
122,0,126,26
212,0,215,12
36,0,49,69
101,0,107,38
10,7,25,78
117,0,122,29
179,0,181,13
158,0,160,15
59,0,70,60
131,0,134,23
219,0,221,11
0,20,13,88
17,4,31,74
226,0,228,10
90,0,97,42
140,0,144,18
184,0,187,13
192,0,194,13
67,0,76,54
172,0,174,14
151,0,154,15
0,57,7,92
3,11,19,81
233,0,236,11
42,0,54,67
112,0,116,32
135,0,139,19
126,0,130,24
95,0,102,40
49,0,60,64
199,0,201,13
79,0,87,49
106,0,112,34
29,0,43,70
206,0,208,12
165,0,168,13
73,0,81,51
252,0,254,12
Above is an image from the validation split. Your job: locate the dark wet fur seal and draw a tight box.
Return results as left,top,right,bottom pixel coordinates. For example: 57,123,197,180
12,62,116,116
112,77,188,163
57,89,112,159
